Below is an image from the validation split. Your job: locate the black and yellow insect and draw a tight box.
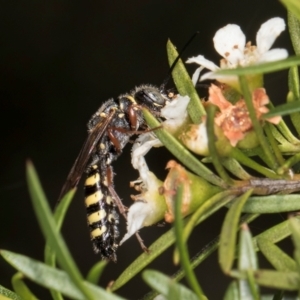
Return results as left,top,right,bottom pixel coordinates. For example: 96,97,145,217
58,85,173,262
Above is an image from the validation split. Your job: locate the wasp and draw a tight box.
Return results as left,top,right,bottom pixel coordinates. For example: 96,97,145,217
58,85,174,262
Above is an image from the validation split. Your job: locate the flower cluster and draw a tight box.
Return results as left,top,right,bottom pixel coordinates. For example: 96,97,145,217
121,17,286,243
187,17,287,88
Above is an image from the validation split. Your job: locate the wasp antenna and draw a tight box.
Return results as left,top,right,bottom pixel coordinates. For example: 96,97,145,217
160,31,200,92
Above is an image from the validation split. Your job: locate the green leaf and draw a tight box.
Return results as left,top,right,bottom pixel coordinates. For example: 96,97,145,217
288,9,300,58
141,215,258,300
113,216,257,293
111,228,175,291
11,273,38,300
217,56,300,75
0,250,123,300
230,148,280,179
44,189,75,300
221,157,252,180
264,101,300,118
289,217,300,287
25,161,93,300
219,189,253,273
178,191,235,262
289,217,300,252
86,261,107,285
173,184,206,299
224,281,239,300
288,66,300,100
283,0,300,24
239,75,277,169
167,281,182,300
254,269,299,291
166,40,205,123
240,194,300,214
257,238,296,272
238,224,259,300
252,218,300,251
0,285,22,300
206,105,232,183
142,270,198,300
288,66,300,135
239,224,258,270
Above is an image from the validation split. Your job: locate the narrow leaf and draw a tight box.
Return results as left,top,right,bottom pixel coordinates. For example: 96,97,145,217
288,66,300,135
166,39,205,123
167,281,182,300
289,215,300,250
224,281,239,300
217,56,300,75
239,224,258,270
238,224,260,300
141,214,259,300
26,161,93,300
44,189,75,300
252,218,300,251
11,273,38,300
173,184,206,299
283,0,300,24
0,285,22,300
240,194,300,214
219,189,253,273
264,101,300,118
1,250,123,300
257,238,296,271
176,192,235,263
142,270,198,300
86,261,107,284
111,229,175,291
289,217,300,280
254,270,299,291
239,75,277,169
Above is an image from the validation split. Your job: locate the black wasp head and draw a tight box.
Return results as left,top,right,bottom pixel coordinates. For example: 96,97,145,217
133,85,170,114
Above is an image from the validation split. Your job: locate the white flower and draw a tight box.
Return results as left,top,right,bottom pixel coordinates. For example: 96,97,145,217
186,17,288,85
160,95,190,133
179,121,209,156
119,170,165,245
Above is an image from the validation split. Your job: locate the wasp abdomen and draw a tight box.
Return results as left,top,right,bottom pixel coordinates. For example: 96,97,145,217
84,164,119,262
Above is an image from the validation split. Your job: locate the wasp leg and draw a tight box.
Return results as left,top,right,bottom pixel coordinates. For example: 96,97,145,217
107,184,149,253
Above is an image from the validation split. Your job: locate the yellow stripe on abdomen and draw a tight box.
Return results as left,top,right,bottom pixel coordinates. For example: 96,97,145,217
85,172,100,186
90,226,107,239
85,190,103,207
87,210,107,225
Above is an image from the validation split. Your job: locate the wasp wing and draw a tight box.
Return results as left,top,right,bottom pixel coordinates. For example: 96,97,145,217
57,109,116,202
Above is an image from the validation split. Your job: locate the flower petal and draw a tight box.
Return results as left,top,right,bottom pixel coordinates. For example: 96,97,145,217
213,24,246,66
256,17,286,54
179,122,209,156
119,201,148,244
186,55,219,71
120,171,166,244
191,66,203,86
131,133,162,181
161,95,190,119
258,48,288,63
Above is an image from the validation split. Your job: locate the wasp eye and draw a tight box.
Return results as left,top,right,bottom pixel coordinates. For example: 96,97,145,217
135,88,166,108
148,91,165,105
